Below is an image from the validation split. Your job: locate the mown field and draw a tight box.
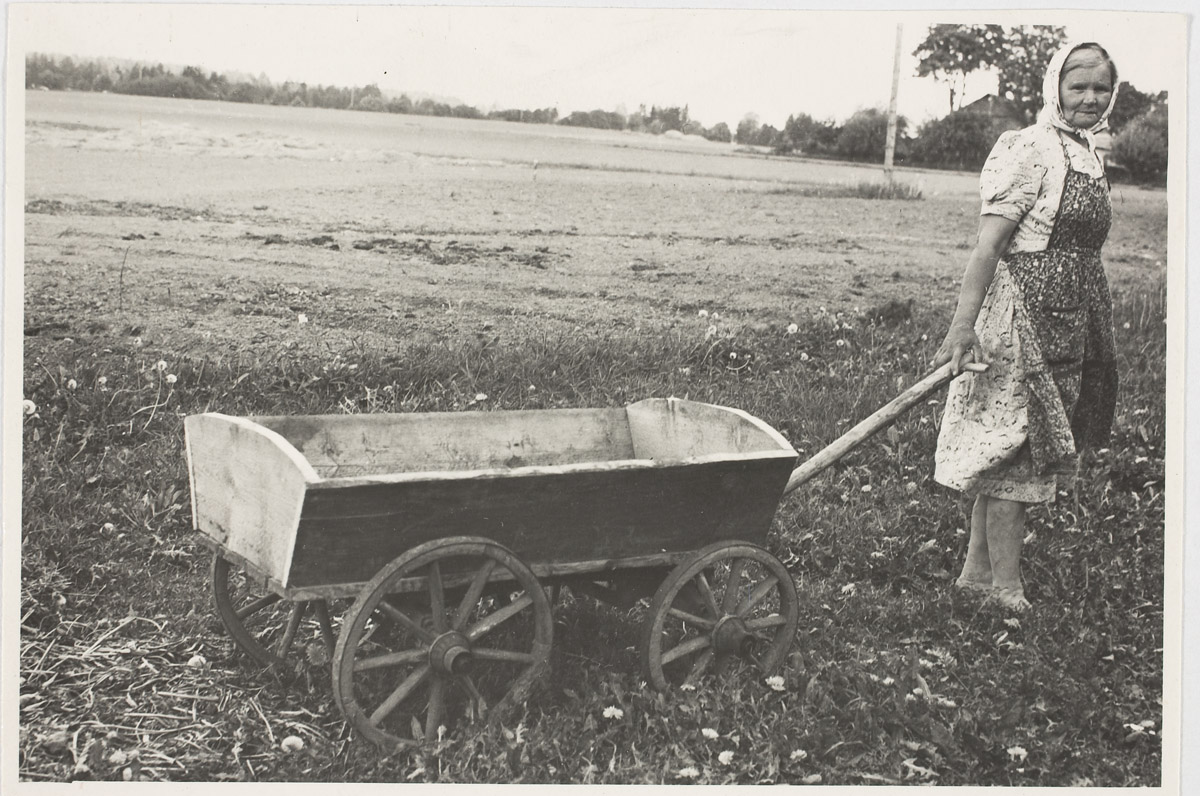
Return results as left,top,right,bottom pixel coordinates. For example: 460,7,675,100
18,90,1169,785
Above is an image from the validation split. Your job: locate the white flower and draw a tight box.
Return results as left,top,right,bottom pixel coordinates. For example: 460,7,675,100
166,374,177,385
835,338,847,347
1122,321,1131,329
786,323,799,335
474,392,488,402
1007,746,1027,763
765,675,786,691
22,399,37,416
921,334,928,341
155,360,168,372
861,484,872,493
133,336,143,346
841,583,857,595
97,376,107,387
297,313,309,324
870,551,885,559
938,697,958,709
64,378,79,392
912,687,925,696
729,351,738,360
677,766,700,779
680,683,696,692
701,728,719,740
790,749,808,761
1004,618,1021,629
101,522,115,533
705,324,718,339
718,750,734,765
882,676,895,686
904,482,918,494
108,749,128,766
799,352,810,362
698,309,709,318
186,654,207,668
602,706,623,720
905,693,918,703
280,735,305,752
711,312,721,320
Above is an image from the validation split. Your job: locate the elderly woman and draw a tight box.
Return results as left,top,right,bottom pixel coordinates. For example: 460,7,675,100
932,42,1120,610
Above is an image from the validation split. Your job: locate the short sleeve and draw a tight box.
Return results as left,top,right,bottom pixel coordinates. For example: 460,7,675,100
979,130,1047,222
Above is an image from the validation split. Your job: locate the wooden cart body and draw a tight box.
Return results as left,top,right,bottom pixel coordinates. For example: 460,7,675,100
185,398,798,601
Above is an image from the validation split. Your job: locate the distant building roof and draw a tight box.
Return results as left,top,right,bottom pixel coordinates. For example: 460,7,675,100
959,94,1024,123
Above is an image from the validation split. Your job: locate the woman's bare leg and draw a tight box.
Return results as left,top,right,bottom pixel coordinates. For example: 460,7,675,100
985,497,1030,610
956,495,992,592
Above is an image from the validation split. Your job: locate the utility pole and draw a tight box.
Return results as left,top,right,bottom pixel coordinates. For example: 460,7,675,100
884,23,903,179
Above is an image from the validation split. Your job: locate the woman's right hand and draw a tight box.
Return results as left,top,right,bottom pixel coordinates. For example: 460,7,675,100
932,322,984,375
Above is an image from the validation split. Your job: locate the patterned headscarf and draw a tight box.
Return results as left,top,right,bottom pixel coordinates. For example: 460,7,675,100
1037,41,1120,154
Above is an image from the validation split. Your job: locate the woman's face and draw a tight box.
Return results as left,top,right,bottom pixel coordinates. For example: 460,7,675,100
1059,50,1114,128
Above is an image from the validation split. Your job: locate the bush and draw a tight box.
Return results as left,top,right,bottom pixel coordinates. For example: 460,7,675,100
836,109,906,162
908,112,998,171
1111,109,1168,185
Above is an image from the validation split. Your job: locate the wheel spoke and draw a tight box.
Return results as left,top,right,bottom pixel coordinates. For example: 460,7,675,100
685,649,714,683
459,674,488,721
425,676,446,742
694,573,720,617
661,634,712,665
378,599,436,645
368,664,431,726
737,576,780,616
472,647,536,664
667,606,716,629
428,562,447,633
466,593,533,641
745,614,788,631
235,593,281,621
355,648,427,672
721,559,747,614
276,602,306,655
453,559,498,630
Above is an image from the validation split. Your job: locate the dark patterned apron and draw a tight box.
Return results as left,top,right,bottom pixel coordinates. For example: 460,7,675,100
1001,132,1118,472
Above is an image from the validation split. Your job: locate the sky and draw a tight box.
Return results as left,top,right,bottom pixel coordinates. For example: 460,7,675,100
10,4,1185,130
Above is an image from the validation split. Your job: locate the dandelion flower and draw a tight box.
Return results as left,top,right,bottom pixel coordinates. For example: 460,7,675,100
765,675,786,691
1004,618,1021,629
1122,322,1131,330
166,374,177,385
841,583,857,595
790,749,808,762
97,376,107,387
799,352,810,362
905,693,918,703
912,687,925,697
861,484,872,493
1007,746,1027,763
474,392,488,402
705,324,718,340
921,334,929,341
718,750,734,765
882,676,895,686
280,735,305,752
712,312,721,320
101,522,115,533
133,336,143,346
298,313,309,324
677,766,700,779
786,323,799,335
835,339,847,347
186,654,207,668
938,697,958,708
701,728,719,740
698,309,709,318
66,379,78,390
22,399,37,416
729,351,738,360
905,482,918,494
602,706,623,720
155,360,168,372
870,551,885,559
680,683,696,692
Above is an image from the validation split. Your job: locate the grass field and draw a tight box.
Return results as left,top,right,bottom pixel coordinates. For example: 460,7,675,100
18,90,1168,785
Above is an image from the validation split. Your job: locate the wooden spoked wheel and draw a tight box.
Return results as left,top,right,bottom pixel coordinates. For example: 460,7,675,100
211,552,337,669
641,541,799,691
333,537,553,750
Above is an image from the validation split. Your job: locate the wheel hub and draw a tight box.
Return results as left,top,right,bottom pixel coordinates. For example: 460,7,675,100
429,631,473,675
712,616,752,657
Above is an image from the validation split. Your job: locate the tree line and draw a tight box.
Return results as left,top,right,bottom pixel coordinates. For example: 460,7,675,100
26,32,1167,184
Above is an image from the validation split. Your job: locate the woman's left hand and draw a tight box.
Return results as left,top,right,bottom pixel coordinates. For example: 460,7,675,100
933,322,984,375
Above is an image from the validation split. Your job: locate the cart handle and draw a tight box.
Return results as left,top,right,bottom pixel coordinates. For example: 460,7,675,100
782,361,988,496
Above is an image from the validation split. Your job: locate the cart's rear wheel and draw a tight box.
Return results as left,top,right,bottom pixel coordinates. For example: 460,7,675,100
333,537,553,750
211,553,338,669
641,541,798,691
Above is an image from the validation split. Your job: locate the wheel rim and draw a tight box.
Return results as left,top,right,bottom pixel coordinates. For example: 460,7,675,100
333,537,553,750
211,553,337,669
641,542,799,690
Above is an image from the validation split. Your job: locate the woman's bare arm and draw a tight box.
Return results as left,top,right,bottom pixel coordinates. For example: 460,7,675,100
932,214,1020,374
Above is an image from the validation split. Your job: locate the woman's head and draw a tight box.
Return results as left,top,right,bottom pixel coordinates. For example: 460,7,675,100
1041,42,1120,134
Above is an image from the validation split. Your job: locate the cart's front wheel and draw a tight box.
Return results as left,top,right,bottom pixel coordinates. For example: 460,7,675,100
333,537,553,751
641,541,799,691
211,553,338,669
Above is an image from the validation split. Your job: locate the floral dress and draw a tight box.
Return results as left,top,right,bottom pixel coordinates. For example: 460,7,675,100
935,130,1118,503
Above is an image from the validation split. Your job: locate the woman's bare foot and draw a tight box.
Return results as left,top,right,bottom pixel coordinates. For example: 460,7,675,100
990,586,1031,611
954,576,992,595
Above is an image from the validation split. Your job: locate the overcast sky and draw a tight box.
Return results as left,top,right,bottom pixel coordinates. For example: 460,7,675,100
11,4,1185,129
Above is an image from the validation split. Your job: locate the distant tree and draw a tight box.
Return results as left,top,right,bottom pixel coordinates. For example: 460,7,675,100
781,113,840,155
704,122,732,143
735,113,760,145
913,24,1005,113
1111,106,1168,184
837,108,907,162
995,25,1068,123
908,112,996,171
1108,82,1166,134
356,95,386,112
